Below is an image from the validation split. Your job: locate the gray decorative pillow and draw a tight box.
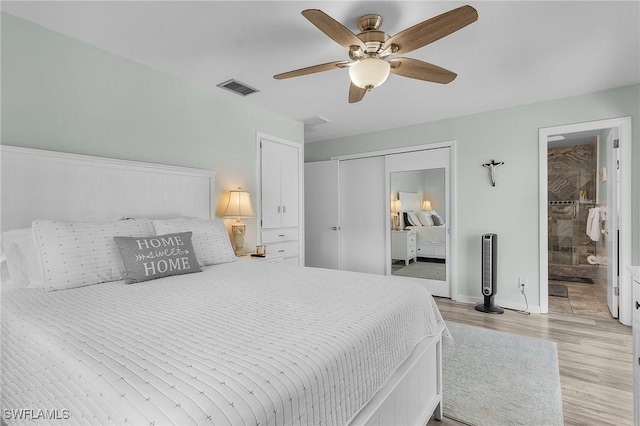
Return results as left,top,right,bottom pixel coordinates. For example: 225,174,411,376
431,214,443,226
113,232,201,284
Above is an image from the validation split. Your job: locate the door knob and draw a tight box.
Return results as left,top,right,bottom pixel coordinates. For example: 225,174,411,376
331,226,340,230
635,301,640,310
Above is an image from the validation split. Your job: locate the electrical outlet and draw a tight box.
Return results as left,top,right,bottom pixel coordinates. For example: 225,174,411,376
518,277,528,292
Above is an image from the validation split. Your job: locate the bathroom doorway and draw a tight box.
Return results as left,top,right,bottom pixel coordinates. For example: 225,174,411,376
539,117,632,325
546,130,611,317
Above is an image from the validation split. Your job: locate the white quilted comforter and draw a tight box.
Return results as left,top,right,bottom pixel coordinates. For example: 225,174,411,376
2,261,445,425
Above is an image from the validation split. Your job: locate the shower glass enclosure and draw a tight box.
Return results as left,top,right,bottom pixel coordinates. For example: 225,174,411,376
547,142,597,282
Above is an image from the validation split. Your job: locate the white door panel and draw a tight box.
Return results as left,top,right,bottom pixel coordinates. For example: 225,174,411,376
340,157,386,275
280,143,299,228
304,160,340,269
261,139,283,229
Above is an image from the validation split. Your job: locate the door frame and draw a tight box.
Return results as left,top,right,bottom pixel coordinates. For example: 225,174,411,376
332,140,458,300
538,117,632,325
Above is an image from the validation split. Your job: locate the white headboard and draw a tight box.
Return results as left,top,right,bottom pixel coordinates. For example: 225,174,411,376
398,192,421,212
1,146,214,231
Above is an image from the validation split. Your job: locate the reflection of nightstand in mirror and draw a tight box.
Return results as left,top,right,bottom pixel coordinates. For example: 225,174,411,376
238,253,284,264
391,230,417,266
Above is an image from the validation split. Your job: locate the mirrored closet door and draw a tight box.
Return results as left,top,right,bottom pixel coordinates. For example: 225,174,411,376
385,147,452,297
304,143,455,298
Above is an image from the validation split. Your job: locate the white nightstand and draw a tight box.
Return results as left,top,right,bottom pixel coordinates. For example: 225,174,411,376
391,229,417,266
237,253,284,264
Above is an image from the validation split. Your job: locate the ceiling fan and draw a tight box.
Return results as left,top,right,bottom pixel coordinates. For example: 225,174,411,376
274,5,478,103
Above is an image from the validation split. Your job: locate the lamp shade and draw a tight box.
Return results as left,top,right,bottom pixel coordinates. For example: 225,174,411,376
391,199,403,213
223,190,255,218
349,57,391,90
422,200,432,211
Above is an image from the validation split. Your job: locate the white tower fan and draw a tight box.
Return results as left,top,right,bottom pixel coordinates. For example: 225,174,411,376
475,233,504,314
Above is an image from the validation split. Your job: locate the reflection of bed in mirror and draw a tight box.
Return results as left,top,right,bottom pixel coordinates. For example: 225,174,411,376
398,192,446,259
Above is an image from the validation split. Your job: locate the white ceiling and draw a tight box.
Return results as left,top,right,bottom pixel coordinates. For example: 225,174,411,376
2,1,639,143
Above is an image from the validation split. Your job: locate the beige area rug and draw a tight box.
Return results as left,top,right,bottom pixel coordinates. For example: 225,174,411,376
443,321,563,425
392,261,445,280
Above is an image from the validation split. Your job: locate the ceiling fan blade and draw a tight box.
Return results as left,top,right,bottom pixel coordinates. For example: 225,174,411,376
302,9,366,51
389,57,457,84
382,5,478,55
274,60,351,80
349,83,367,103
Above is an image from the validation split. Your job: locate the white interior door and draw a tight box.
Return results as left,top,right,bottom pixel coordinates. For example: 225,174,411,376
606,128,619,318
304,160,340,269
340,157,386,275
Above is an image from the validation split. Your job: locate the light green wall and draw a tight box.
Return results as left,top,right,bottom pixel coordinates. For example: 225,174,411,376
1,13,304,248
306,84,640,308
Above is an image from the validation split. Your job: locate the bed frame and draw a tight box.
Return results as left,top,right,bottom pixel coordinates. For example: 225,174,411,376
0,146,212,231
350,333,443,425
0,145,444,425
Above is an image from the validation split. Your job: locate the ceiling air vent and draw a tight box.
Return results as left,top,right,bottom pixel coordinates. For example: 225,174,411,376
301,116,331,129
217,79,259,96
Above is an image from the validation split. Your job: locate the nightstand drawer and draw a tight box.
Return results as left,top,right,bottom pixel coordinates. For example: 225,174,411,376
418,244,445,257
262,228,298,243
265,241,298,258
264,256,284,264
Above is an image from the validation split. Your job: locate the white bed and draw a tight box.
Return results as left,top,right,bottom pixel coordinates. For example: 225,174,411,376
2,262,446,425
1,146,447,425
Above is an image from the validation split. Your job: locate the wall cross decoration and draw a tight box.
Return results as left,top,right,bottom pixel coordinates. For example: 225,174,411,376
482,160,504,187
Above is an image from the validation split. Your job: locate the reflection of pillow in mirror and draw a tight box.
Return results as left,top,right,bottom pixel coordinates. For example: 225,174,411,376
429,210,444,226
407,212,421,226
418,211,434,226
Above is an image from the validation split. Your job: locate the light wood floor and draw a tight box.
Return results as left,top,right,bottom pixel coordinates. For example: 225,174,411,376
427,298,634,426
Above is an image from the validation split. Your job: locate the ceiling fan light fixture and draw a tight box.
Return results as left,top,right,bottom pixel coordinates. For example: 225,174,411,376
349,57,390,90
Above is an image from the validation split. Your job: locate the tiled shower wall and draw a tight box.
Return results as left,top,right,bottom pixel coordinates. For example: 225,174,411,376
548,141,598,279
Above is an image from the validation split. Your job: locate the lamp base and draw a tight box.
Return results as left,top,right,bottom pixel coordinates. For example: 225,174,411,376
231,223,246,253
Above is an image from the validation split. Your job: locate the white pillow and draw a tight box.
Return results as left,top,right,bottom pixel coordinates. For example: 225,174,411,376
152,218,236,266
418,211,434,226
1,228,44,290
32,219,155,291
407,211,422,227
